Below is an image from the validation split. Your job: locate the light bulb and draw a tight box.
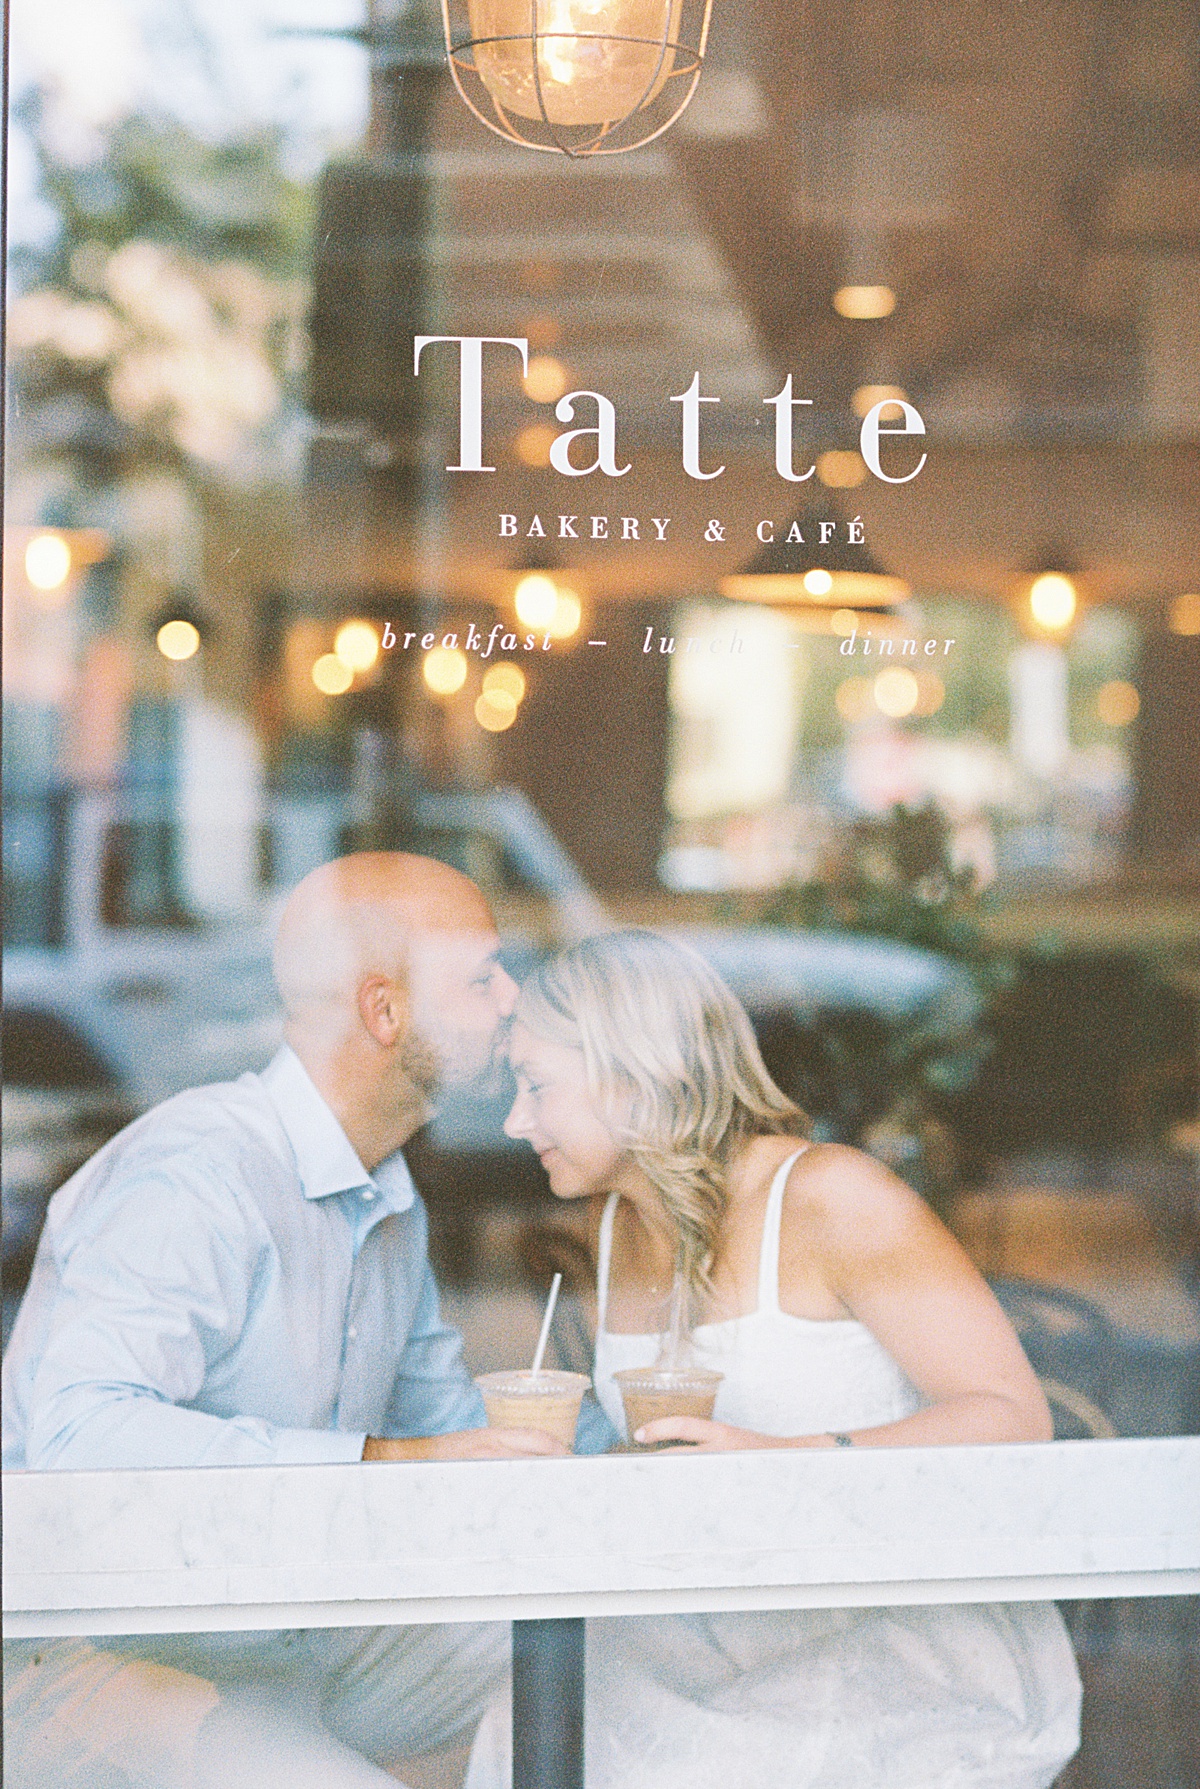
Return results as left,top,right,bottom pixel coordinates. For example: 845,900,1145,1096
313,653,354,695
157,620,201,662
423,647,469,696
874,667,920,718
548,588,583,638
334,621,380,673
515,573,560,628
852,385,907,420
1169,593,1200,636
1029,573,1077,632
25,533,72,591
833,286,896,320
483,662,527,703
467,0,685,128
816,451,866,488
475,689,519,731
523,356,570,403
1095,680,1139,726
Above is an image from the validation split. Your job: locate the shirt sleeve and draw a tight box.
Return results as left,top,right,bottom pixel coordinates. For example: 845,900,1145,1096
381,1254,487,1437
21,1162,364,1472
574,1392,619,1455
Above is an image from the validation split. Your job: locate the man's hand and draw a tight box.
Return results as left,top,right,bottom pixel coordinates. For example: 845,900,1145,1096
362,1427,569,1462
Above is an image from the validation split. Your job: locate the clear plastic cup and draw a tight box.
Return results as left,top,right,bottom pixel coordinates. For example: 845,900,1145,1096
614,1367,724,1446
475,1369,591,1448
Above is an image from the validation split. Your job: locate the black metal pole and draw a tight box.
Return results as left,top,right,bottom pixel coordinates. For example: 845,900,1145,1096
512,1617,585,1789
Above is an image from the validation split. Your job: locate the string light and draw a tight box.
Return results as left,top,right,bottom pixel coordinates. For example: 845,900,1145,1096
334,621,380,673
312,653,353,695
423,646,469,695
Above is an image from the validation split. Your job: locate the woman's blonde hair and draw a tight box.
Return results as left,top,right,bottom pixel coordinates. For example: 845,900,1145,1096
516,930,808,1296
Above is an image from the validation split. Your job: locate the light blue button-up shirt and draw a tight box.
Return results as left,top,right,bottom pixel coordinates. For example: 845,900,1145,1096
2,1047,486,1470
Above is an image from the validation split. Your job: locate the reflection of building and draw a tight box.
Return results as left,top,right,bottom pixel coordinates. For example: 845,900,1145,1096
4,0,1200,946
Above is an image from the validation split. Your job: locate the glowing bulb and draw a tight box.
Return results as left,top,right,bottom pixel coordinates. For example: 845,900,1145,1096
313,653,354,695
523,356,570,403
816,451,866,489
833,285,896,320
835,677,874,721
1029,573,1077,632
514,424,558,468
423,646,469,696
467,0,689,130
873,667,920,718
802,569,834,598
334,621,380,673
1170,593,1200,636
483,662,526,703
547,587,582,638
156,619,201,661
913,671,946,717
515,573,560,628
475,689,518,732
25,532,72,591
852,385,907,420
1095,680,1139,726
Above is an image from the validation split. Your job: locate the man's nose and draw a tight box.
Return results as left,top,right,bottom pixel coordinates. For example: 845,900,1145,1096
494,965,520,1018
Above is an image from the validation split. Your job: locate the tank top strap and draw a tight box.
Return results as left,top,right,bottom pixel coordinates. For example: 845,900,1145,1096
596,1192,620,1330
756,1148,809,1314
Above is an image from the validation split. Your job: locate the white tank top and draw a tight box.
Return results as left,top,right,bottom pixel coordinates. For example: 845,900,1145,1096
593,1149,922,1440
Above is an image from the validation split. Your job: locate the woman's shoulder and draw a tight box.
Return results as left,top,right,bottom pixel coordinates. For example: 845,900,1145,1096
782,1141,931,1241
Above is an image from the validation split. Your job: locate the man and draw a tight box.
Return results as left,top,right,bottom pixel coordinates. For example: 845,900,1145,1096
3,852,564,1787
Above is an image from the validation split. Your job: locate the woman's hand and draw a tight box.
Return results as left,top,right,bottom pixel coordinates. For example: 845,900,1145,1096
363,1428,569,1461
633,1417,830,1452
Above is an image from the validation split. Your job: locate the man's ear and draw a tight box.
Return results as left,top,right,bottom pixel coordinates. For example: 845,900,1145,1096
357,975,408,1047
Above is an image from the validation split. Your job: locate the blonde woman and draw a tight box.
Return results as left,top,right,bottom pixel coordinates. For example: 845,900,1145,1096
467,929,1081,1789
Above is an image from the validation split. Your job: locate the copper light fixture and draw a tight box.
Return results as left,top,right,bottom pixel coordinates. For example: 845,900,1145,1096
719,508,909,612
441,0,714,156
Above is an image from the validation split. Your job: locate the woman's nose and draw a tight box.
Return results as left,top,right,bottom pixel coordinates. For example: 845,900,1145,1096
504,1090,533,1139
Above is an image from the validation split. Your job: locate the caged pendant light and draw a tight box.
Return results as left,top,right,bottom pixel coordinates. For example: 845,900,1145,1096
441,0,714,155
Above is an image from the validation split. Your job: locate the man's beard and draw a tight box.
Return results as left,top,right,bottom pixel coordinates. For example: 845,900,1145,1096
398,1031,444,1105
399,1019,511,1106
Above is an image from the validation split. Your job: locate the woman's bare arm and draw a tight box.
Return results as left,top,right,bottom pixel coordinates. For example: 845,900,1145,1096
796,1144,1051,1444
639,1144,1052,1451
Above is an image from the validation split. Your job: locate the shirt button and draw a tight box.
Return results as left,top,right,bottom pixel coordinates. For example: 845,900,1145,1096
347,1326,358,1340
361,1188,376,1202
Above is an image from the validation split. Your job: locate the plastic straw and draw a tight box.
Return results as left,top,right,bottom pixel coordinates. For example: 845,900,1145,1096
531,1272,563,1378
665,1273,685,1370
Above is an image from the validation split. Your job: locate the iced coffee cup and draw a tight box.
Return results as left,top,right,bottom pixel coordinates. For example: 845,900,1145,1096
614,1367,724,1446
476,1369,591,1449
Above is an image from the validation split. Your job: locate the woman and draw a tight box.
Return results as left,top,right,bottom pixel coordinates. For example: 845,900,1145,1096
467,929,1082,1789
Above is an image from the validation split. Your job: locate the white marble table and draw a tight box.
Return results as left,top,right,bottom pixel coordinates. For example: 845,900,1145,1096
6,1436,1199,1638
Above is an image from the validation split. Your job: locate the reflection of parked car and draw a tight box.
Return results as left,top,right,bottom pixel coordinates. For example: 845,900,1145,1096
3,786,981,1306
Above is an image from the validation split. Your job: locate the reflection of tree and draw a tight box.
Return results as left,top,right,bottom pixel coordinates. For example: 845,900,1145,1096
5,98,317,943
760,802,1018,1212
8,98,312,497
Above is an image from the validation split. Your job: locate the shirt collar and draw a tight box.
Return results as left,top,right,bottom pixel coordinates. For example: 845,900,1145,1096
260,1046,415,1214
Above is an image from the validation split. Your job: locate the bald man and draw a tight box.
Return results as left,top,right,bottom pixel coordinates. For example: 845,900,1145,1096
2,853,563,1788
